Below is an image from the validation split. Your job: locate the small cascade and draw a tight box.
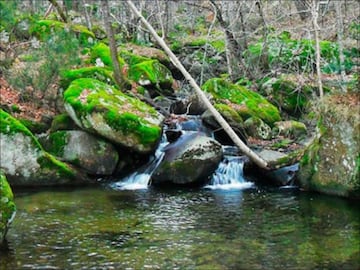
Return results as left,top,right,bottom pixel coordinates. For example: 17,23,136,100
205,156,254,190
110,140,168,190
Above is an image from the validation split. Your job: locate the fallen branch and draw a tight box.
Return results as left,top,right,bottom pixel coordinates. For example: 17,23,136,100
126,0,269,169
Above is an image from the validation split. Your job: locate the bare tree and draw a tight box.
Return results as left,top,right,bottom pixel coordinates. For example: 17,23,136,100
101,0,124,89
335,0,347,89
48,0,67,22
311,0,324,98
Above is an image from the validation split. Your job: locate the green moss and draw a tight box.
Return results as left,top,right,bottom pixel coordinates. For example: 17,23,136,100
60,66,115,89
0,109,43,149
104,111,161,145
50,114,76,132
128,60,173,87
118,49,150,66
37,153,75,179
202,78,281,126
64,78,163,149
47,131,68,157
90,42,126,67
0,170,16,240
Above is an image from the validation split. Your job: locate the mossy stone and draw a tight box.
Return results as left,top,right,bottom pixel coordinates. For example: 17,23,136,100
272,120,307,139
60,66,115,89
0,170,16,241
63,78,164,153
202,78,281,126
244,117,272,140
0,109,79,186
49,114,77,132
128,60,173,88
90,42,126,67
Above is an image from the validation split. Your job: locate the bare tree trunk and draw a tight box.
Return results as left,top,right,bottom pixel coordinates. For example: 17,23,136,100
335,0,347,89
82,0,92,30
126,0,269,170
48,0,67,22
311,0,324,99
295,0,310,21
101,0,124,89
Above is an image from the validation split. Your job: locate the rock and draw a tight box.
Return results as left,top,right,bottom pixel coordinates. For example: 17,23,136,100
272,120,307,138
49,113,78,133
264,163,299,186
244,117,272,140
128,60,174,90
60,66,115,89
202,103,247,144
202,78,281,126
42,130,119,176
152,133,223,185
122,43,170,66
0,109,84,186
170,94,208,115
63,78,164,154
298,94,360,199
0,171,16,241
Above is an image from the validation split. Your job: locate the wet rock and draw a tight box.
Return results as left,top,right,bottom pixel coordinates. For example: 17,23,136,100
264,163,299,186
41,130,119,176
152,133,223,185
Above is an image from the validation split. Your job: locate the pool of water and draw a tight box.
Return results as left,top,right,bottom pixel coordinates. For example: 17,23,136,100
1,185,359,270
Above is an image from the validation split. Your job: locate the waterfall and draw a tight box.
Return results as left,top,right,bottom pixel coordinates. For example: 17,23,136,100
205,156,254,190
110,140,168,190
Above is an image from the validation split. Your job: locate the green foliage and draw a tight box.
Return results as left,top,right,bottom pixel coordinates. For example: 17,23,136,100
245,31,356,74
8,28,82,94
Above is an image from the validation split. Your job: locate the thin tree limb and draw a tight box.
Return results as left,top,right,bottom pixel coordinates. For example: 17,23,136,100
126,0,269,170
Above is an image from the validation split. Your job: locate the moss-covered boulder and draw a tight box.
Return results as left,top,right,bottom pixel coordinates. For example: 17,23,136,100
202,78,281,126
128,60,174,89
152,133,223,185
272,120,307,138
0,110,82,186
90,42,126,67
63,78,164,154
42,130,119,176
0,171,16,241
244,117,272,140
298,94,360,199
60,66,115,89
122,43,170,66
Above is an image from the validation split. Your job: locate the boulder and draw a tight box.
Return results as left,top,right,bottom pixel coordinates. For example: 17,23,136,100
42,130,119,175
272,120,307,138
0,110,82,186
298,94,360,199
202,103,248,144
152,133,223,185
63,78,164,154
244,117,272,140
0,171,16,241
202,78,281,126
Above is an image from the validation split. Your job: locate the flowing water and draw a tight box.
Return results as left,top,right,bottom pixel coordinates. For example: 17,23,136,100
1,181,359,269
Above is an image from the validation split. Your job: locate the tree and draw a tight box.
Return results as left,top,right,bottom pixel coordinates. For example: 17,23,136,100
101,0,124,89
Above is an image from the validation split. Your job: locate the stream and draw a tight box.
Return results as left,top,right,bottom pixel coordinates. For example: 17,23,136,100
1,169,359,269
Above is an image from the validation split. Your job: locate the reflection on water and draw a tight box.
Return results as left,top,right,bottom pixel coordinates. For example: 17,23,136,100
1,186,359,270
